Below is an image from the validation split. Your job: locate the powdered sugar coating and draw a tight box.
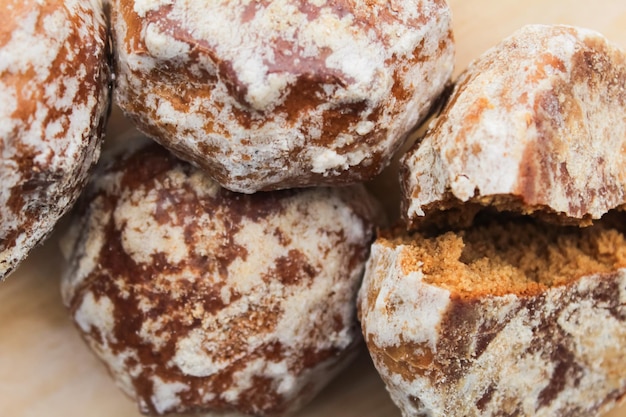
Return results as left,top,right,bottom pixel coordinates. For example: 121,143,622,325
401,25,626,226
61,140,383,416
111,0,454,193
358,239,626,417
0,0,110,279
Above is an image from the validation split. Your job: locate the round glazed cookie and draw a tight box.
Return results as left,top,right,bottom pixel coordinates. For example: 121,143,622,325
357,25,626,417
0,0,110,279
110,0,454,193
400,24,626,229
61,140,383,416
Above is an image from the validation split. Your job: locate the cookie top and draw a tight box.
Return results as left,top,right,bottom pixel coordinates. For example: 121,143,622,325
0,0,110,278
112,0,454,192
401,24,626,229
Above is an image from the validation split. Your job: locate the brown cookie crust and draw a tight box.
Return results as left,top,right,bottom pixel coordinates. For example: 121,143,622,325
401,24,626,229
111,0,454,193
61,141,383,416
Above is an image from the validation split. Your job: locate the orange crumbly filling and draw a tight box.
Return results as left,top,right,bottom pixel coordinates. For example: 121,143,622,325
393,216,626,298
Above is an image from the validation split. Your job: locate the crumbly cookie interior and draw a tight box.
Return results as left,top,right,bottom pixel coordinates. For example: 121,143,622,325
392,211,626,298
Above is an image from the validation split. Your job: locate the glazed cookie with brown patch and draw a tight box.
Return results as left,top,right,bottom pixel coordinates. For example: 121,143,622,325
358,215,626,417
0,0,110,279
401,24,626,229
110,0,454,193
358,25,626,417
61,139,383,416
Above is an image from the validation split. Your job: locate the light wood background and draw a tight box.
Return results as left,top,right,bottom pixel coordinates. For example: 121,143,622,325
2,1,626,416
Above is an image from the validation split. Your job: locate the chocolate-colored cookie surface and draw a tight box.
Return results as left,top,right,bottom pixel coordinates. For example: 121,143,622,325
61,140,383,416
111,0,454,193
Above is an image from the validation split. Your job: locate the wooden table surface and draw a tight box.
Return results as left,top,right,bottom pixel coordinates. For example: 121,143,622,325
2,1,626,416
